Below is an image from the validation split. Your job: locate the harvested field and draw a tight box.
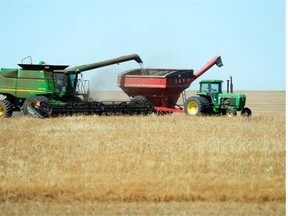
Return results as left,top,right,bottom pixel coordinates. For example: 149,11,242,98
0,91,285,215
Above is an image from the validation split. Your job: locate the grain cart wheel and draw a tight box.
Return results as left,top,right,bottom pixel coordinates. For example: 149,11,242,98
241,107,252,117
0,99,13,118
184,96,206,116
23,96,51,118
130,95,154,115
226,108,237,117
131,95,148,103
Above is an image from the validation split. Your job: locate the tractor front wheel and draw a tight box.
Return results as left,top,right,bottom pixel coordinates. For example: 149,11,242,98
184,96,206,116
0,99,13,118
241,107,252,117
226,108,237,117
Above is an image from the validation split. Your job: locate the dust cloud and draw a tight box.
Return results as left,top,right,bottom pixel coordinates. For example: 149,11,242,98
86,69,130,101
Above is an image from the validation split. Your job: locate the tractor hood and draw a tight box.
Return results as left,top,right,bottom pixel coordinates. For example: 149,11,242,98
218,93,246,111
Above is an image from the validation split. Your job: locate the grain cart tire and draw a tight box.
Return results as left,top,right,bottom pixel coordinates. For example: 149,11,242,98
241,107,252,117
23,96,51,118
184,96,206,116
130,95,154,115
131,95,148,103
0,99,13,118
226,108,237,117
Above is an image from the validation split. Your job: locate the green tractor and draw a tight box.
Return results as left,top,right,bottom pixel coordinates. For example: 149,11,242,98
184,77,252,117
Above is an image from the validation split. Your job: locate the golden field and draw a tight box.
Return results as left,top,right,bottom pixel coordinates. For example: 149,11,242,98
0,91,285,215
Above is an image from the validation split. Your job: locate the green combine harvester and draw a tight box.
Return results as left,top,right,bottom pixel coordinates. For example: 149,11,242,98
0,54,153,118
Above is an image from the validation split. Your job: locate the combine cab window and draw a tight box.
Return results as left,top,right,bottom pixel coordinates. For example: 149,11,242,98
69,74,77,89
54,73,77,92
54,73,65,92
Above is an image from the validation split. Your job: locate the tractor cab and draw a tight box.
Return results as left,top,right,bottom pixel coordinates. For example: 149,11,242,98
197,79,223,104
199,79,223,94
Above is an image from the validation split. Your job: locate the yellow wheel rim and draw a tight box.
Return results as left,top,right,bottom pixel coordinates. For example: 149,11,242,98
0,105,4,116
227,110,235,117
187,101,198,115
227,111,233,117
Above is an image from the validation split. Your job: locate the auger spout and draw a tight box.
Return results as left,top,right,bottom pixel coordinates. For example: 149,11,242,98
65,54,143,73
192,55,223,81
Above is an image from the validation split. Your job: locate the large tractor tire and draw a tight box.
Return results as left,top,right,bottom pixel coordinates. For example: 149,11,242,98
0,99,13,118
241,107,252,117
23,96,51,118
226,108,237,117
184,96,206,116
201,97,212,115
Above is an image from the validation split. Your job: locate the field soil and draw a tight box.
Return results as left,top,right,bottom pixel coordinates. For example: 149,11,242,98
0,91,285,215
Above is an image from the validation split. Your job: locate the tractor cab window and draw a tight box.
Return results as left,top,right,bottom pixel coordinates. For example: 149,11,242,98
200,82,222,94
211,83,222,93
200,83,209,93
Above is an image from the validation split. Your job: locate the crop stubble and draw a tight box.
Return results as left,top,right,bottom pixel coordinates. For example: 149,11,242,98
0,91,285,215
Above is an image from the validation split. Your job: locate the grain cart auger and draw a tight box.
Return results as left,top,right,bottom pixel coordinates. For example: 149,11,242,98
0,54,153,118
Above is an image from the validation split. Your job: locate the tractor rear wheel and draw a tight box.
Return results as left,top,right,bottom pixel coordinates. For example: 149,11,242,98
226,108,237,117
201,97,212,115
23,96,51,118
184,96,206,116
241,107,252,117
0,99,13,118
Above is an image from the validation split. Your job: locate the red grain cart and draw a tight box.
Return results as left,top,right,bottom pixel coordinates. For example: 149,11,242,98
117,55,223,113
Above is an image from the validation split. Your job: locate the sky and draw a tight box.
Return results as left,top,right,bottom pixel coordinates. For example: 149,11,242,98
0,0,285,91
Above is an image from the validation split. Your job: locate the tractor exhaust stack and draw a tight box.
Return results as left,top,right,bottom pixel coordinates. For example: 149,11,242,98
230,76,233,93
226,76,234,93
227,79,230,93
